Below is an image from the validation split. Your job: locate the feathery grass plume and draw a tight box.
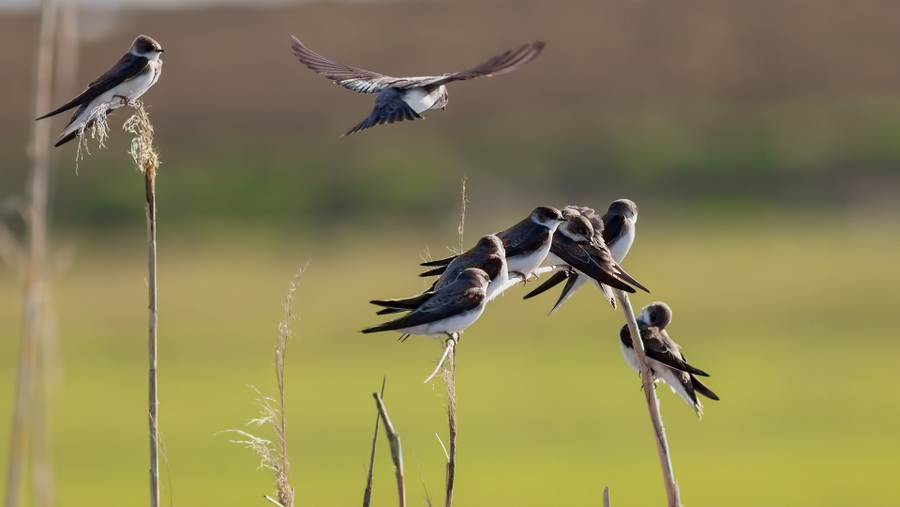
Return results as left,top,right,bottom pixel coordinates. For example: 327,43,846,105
227,269,303,507
123,99,163,507
614,290,681,507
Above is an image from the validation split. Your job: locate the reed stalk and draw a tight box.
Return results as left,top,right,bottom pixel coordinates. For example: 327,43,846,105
124,102,162,507
614,289,681,507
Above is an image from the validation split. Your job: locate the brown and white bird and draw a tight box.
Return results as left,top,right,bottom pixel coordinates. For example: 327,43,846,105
371,234,514,316
619,302,719,418
362,268,492,341
290,37,544,136
37,35,164,147
421,206,566,282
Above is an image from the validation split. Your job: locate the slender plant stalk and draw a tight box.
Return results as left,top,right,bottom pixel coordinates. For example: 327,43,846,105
614,289,681,507
373,392,406,507
443,346,457,507
603,486,611,507
5,0,58,504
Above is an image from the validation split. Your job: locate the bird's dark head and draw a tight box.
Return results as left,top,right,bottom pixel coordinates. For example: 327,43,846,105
558,213,594,241
637,302,673,329
607,199,638,223
132,35,164,58
531,206,565,228
474,234,504,256
458,267,491,286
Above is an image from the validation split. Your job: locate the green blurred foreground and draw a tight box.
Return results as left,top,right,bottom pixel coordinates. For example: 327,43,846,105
0,212,898,506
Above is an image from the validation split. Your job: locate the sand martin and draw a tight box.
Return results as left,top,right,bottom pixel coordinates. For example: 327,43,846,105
362,268,491,340
601,199,638,263
421,206,566,282
37,35,164,147
290,37,544,136
371,234,514,316
524,201,641,311
619,302,719,417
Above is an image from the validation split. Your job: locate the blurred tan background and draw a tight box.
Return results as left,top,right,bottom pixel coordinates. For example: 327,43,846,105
1,0,898,506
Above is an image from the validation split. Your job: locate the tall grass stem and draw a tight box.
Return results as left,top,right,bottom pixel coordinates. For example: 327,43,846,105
5,0,58,504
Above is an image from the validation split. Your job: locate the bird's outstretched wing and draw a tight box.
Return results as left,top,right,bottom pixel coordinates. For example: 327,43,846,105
37,53,149,119
291,36,400,94
392,41,545,89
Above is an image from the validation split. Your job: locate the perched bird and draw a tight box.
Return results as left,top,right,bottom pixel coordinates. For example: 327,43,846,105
290,37,544,136
371,234,513,316
421,206,566,281
362,268,491,340
601,199,638,263
524,200,640,311
37,35,164,147
619,302,719,417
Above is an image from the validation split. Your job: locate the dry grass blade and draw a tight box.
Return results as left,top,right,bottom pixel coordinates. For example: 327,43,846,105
603,486,610,507
373,392,406,507
614,289,681,507
225,269,304,507
362,377,386,507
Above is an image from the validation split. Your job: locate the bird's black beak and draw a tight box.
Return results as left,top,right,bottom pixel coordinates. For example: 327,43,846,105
157,48,165,53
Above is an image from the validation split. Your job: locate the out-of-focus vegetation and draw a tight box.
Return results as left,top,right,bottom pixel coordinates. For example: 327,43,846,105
0,216,898,506
1,0,899,505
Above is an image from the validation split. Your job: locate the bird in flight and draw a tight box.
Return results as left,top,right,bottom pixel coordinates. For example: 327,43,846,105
290,36,545,136
37,35,164,147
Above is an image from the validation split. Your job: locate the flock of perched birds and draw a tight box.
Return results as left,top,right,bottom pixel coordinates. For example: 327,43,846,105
35,34,718,416
363,201,719,416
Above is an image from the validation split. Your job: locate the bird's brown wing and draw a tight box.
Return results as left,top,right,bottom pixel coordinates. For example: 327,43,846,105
393,41,545,89
291,36,404,94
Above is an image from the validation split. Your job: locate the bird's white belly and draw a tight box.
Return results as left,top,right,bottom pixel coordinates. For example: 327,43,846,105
485,270,509,301
427,305,485,336
610,227,635,263
620,341,642,373
403,88,440,114
509,240,552,275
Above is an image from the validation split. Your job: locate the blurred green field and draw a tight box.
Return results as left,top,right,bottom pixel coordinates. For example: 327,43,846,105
1,209,898,506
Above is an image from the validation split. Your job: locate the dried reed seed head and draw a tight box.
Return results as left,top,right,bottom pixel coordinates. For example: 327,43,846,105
123,101,160,177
